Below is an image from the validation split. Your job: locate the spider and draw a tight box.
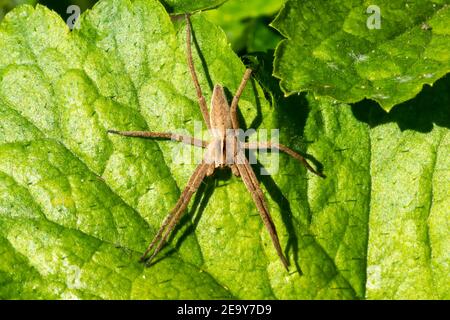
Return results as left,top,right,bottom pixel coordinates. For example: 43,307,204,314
108,14,324,270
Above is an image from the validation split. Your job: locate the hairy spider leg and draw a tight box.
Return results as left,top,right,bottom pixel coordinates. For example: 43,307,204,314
141,162,212,265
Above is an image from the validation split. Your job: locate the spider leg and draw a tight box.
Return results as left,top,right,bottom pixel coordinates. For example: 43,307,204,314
140,181,194,261
185,14,211,130
141,162,211,265
235,152,289,270
244,142,325,178
230,69,252,129
231,165,240,177
108,130,208,148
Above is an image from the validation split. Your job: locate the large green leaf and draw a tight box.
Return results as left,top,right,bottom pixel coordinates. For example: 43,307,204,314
0,0,448,299
272,0,450,111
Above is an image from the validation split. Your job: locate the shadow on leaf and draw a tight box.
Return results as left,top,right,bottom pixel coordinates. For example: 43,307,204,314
351,74,450,132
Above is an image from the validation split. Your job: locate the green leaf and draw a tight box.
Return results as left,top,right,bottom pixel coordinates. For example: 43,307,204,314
352,77,450,299
272,0,450,111
0,0,448,300
0,0,35,21
161,0,228,13
204,0,284,53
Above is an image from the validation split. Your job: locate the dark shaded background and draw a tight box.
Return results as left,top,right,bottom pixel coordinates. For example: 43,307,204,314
0,0,97,21
38,0,97,13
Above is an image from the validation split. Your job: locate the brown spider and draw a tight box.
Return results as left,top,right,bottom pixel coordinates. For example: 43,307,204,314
108,14,324,270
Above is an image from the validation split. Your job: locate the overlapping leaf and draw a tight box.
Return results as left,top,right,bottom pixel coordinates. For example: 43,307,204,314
272,0,450,111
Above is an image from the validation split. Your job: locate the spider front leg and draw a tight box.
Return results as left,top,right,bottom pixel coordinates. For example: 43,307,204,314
235,151,289,270
226,68,252,176
107,130,208,148
244,142,325,178
185,14,211,130
141,162,212,265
